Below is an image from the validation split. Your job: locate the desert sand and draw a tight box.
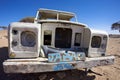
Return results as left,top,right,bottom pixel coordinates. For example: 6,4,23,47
0,30,120,80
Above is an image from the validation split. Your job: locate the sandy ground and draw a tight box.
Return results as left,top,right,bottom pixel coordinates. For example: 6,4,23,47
0,30,120,80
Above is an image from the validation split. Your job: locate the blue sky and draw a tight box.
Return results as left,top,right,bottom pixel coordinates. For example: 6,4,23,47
0,0,120,34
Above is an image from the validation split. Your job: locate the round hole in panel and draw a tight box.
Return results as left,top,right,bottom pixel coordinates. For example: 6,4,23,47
21,31,36,47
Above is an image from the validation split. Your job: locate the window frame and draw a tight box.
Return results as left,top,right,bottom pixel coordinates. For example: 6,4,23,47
74,33,82,46
91,36,102,48
44,30,52,45
55,28,72,48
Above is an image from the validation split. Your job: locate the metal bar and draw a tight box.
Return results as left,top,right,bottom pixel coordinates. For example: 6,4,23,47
3,56,115,73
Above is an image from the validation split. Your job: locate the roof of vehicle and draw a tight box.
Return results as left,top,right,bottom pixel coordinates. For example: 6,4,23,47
34,8,88,27
38,20,87,27
36,8,76,21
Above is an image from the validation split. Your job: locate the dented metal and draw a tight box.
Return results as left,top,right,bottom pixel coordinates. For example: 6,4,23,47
3,56,115,73
3,9,115,74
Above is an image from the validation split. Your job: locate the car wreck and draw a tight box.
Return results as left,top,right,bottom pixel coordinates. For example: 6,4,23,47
3,9,115,73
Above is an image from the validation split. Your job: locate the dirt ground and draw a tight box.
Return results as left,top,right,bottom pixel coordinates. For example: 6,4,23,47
0,30,120,80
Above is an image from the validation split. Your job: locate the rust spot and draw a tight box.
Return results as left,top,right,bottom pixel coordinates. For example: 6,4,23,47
9,53,16,58
72,63,77,67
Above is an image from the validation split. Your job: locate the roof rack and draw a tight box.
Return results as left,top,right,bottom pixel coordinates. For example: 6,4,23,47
35,8,77,21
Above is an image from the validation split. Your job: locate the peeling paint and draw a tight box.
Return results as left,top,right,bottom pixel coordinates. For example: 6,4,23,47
54,63,73,71
3,56,115,73
48,52,85,62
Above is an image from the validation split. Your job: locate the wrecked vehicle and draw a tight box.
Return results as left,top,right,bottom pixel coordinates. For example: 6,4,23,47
3,9,114,73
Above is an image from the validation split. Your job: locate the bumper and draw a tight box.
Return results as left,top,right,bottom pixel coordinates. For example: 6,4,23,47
3,56,115,73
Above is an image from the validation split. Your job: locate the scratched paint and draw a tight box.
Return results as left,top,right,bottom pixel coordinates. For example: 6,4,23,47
48,52,85,62
48,52,76,62
48,53,61,62
54,63,73,71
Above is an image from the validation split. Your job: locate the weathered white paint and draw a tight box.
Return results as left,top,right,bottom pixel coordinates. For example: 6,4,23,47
36,8,76,21
88,29,109,57
3,9,115,74
3,56,115,73
40,22,85,49
9,22,41,58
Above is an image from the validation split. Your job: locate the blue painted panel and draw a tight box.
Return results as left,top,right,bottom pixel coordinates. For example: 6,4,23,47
48,52,76,62
48,53,62,62
48,52,85,62
54,63,73,71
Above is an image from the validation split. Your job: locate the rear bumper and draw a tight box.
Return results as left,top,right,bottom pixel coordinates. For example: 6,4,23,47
3,56,115,73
